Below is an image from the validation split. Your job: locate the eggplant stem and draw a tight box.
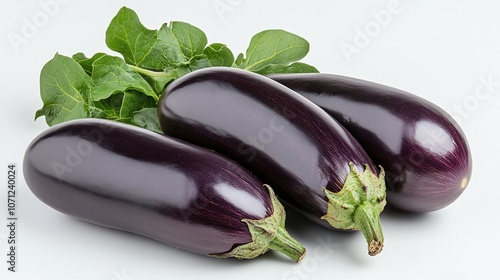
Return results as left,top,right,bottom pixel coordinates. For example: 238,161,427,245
321,163,386,256
354,202,384,256
268,226,306,262
211,185,306,262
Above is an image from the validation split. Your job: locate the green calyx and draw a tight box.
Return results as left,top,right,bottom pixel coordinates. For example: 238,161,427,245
211,185,306,262
322,162,386,256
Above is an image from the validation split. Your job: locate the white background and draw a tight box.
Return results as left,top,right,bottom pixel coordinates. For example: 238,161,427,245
1,0,499,279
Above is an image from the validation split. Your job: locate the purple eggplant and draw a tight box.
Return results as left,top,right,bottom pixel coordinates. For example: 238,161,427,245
23,119,305,261
158,67,387,256
270,73,472,212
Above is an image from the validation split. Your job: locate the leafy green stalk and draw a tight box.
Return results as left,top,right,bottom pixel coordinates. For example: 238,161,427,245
36,6,319,131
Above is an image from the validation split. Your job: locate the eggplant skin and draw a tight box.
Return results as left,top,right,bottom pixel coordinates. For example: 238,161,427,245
270,73,473,212
23,119,272,256
158,68,377,225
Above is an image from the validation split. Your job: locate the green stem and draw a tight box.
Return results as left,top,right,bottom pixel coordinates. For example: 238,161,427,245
211,185,306,262
322,162,386,256
127,64,177,78
354,202,384,256
268,226,306,262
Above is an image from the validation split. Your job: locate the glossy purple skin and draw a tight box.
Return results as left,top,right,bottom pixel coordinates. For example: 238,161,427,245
158,67,377,227
270,73,472,212
23,119,272,256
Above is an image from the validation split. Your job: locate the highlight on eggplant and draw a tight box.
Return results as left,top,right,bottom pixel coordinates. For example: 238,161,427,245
23,119,306,262
158,67,387,256
270,73,472,213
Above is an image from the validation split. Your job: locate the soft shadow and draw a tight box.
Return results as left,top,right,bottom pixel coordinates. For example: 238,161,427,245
62,216,298,267
380,204,433,223
283,205,332,236
283,205,371,264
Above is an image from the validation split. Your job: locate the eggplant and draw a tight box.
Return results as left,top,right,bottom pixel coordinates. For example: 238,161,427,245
158,67,386,256
270,73,472,212
23,119,305,261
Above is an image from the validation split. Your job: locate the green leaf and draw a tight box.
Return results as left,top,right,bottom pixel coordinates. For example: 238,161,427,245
105,7,183,70
234,53,244,68
152,22,208,69
72,52,87,61
170,21,207,59
203,43,235,67
154,23,190,67
105,7,160,68
241,30,310,71
189,43,235,71
121,91,156,118
91,55,158,101
92,90,156,123
91,92,124,120
37,54,94,126
254,62,319,75
105,7,209,72
35,7,320,135
131,108,162,133
72,52,107,76
188,54,212,71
